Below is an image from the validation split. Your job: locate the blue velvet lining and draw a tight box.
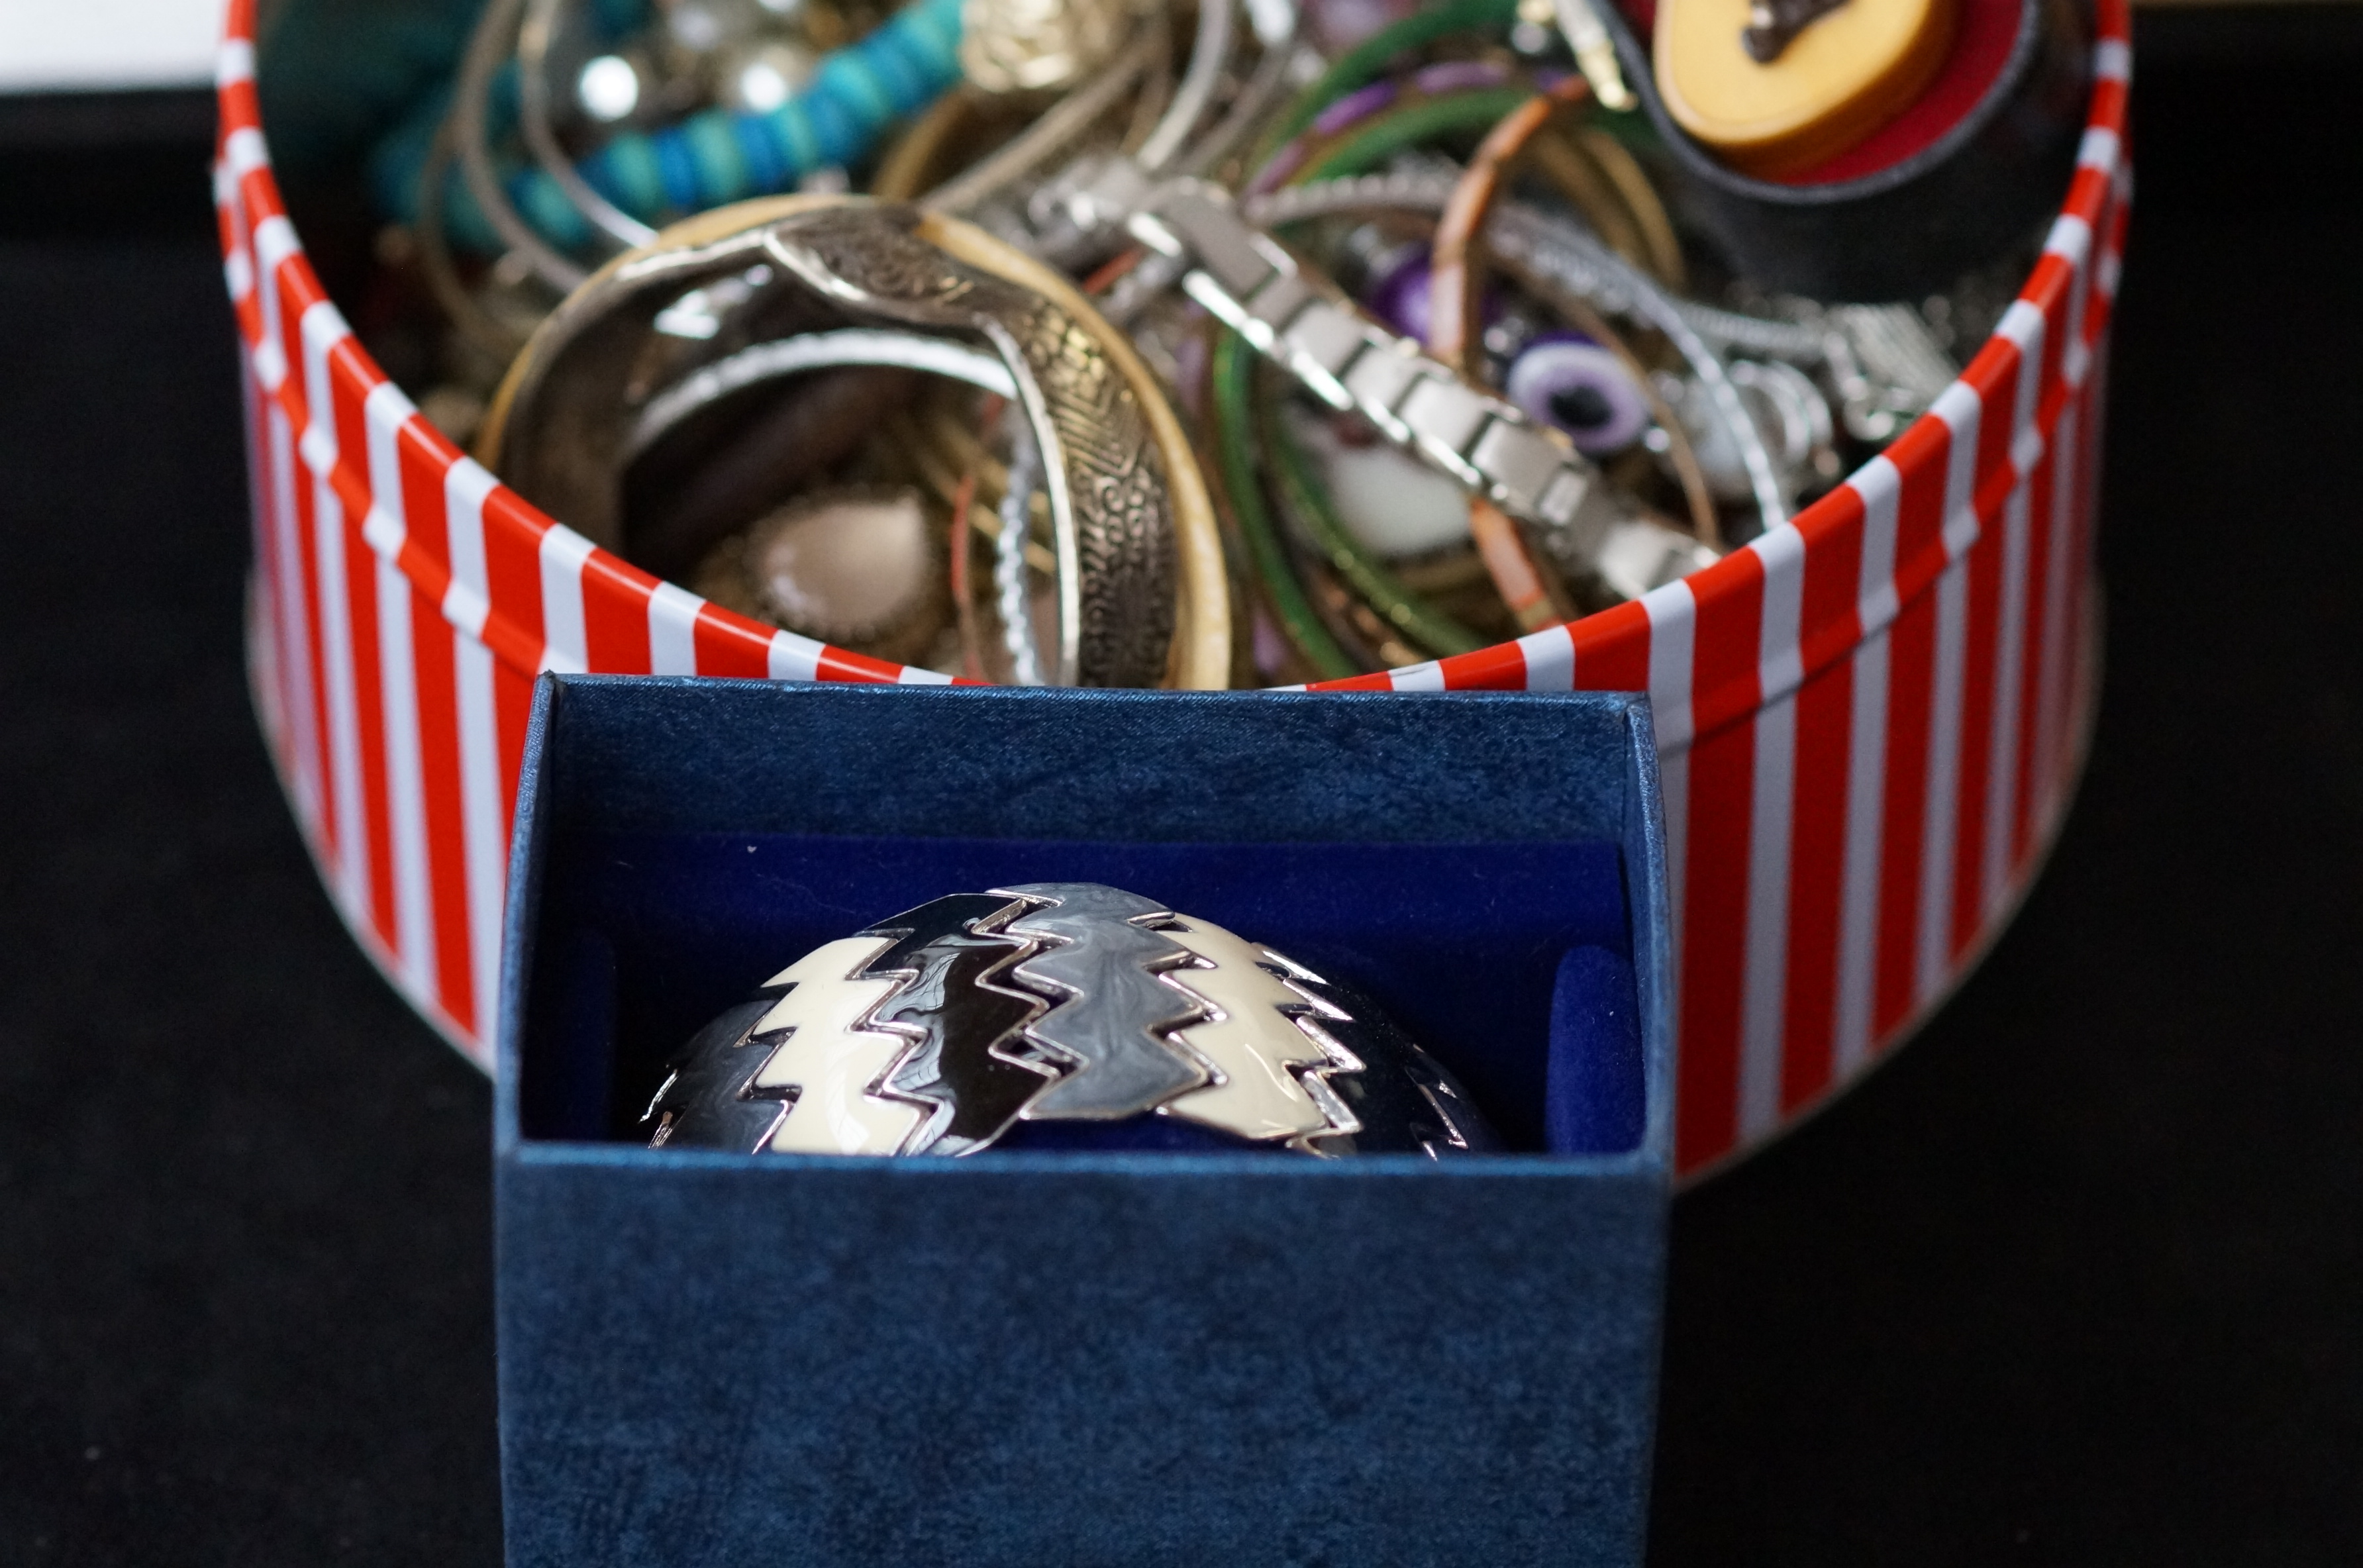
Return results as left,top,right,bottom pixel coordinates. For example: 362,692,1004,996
525,829,1644,1156
1548,946,1646,1156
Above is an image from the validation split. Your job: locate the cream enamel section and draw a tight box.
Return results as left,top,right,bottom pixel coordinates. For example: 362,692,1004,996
750,936,926,1155
1160,918,1340,1144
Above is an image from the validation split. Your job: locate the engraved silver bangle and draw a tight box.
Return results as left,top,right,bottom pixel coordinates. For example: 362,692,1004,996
993,401,1046,685
483,196,1229,687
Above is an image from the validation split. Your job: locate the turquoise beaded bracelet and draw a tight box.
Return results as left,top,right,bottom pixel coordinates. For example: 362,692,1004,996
527,0,964,246
384,0,964,258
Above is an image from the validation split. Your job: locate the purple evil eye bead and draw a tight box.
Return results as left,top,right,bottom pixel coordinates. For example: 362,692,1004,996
1505,333,1651,456
1366,248,1436,342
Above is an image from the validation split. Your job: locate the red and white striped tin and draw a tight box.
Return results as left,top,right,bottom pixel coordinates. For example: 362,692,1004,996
213,0,2130,1177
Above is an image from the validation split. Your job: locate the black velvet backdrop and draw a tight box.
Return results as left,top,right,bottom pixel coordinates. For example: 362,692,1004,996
1,12,2357,1563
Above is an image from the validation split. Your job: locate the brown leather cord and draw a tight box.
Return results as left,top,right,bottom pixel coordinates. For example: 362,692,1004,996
1427,75,1597,631
1427,77,1596,375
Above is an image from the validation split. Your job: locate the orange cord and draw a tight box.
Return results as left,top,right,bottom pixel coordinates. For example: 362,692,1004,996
1427,75,1597,632
1082,246,1146,296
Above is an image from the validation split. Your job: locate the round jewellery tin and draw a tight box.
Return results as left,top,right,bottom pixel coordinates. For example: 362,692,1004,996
213,0,2130,1178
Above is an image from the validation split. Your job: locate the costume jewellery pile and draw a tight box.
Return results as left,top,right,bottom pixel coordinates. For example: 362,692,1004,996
359,0,2014,689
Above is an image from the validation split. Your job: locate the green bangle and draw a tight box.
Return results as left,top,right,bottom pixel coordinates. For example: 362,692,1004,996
1252,87,1534,660
1221,1,1531,669
1260,0,1521,158
1296,85,1534,185
1255,375,1487,660
1211,335,1357,681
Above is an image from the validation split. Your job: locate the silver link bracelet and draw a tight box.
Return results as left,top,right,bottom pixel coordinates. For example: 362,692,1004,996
1068,158,1718,601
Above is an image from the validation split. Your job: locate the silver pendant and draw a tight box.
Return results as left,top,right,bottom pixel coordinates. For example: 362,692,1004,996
644,883,1499,1158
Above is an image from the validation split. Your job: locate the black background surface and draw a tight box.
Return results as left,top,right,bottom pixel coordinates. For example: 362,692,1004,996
1,11,2358,1562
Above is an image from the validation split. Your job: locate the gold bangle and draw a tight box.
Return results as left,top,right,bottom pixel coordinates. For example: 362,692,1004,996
483,194,1230,689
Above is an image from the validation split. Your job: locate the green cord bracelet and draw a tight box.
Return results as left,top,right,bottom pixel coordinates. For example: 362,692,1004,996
1215,86,1534,664
1258,0,1521,160
1295,85,1534,185
1211,334,1357,680
1220,3,1535,669
1255,376,1487,659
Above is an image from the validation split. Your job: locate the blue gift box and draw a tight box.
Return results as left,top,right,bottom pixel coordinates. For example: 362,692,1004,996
496,677,1674,1567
